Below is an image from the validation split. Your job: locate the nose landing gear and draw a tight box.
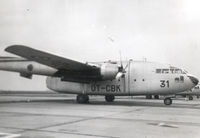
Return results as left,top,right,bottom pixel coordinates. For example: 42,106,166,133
164,97,172,105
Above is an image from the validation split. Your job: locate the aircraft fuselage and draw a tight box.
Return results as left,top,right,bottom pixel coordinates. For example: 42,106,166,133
46,60,195,96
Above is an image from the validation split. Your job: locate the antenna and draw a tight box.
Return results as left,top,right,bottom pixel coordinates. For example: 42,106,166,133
119,50,122,63
119,50,123,72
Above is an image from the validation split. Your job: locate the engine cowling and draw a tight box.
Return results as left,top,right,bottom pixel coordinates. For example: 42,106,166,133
100,63,119,80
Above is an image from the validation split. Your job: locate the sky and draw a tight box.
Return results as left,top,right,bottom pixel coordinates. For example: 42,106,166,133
0,0,200,90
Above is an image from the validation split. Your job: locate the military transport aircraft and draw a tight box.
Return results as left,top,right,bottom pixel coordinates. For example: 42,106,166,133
0,45,198,105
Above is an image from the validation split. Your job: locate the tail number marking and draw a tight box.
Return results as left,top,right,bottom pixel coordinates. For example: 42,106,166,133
91,85,121,92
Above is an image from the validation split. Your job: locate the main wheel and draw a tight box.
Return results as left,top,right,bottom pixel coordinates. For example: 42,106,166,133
164,98,172,105
189,96,193,100
197,95,199,99
76,94,89,103
105,95,115,102
154,95,159,99
146,95,152,99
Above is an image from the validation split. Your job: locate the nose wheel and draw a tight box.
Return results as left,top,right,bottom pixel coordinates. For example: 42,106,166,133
189,96,193,100
164,97,172,105
105,95,115,102
76,94,89,103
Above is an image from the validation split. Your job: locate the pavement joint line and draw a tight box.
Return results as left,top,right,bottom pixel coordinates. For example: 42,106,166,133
0,115,119,136
2,110,200,127
36,116,200,130
34,112,123,130
0,126,118,138
102,117,200,127
2,110,200,137
0,111,89,118
35,117,96,130
87,108,200,127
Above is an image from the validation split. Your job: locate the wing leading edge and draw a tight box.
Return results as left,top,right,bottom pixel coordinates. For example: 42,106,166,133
5,45,101,82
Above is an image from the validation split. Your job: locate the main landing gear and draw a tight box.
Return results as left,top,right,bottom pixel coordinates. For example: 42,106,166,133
105,95,115,102
76,94,115,103
154,95,159,99
164,97,172,105
146,95,160,99
76,94,89,103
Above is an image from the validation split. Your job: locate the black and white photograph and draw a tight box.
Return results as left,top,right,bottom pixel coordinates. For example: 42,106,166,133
0,0,200,138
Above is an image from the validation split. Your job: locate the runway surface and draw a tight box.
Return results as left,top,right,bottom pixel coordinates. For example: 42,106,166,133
0,92,200,138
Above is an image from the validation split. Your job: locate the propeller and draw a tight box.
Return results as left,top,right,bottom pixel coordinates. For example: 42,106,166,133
115,52,129,80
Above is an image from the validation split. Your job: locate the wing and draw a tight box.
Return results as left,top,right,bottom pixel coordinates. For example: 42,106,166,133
5,45,101,82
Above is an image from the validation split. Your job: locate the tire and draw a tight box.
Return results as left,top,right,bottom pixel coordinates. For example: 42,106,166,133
154,95,159,99
189,96,193,100
76,94,89,103
146,95,152,99
164,98,172,105
105,95,115,102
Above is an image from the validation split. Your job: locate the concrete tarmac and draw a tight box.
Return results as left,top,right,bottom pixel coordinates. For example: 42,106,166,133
0,93,200,138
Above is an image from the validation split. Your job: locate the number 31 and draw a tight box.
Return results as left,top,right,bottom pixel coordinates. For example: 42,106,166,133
160,80,169,88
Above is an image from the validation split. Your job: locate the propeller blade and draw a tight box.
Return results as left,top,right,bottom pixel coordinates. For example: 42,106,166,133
115,72,124,80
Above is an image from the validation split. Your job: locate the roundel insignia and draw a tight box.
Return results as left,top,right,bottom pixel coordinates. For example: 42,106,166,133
27,64,33,72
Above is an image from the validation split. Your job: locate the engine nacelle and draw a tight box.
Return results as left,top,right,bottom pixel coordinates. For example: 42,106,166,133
100,63,119,80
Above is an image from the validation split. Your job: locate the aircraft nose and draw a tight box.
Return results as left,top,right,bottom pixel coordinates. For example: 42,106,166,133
188,75,199,85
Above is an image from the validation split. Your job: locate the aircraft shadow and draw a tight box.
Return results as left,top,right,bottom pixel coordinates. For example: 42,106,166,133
0,98,199,110
89,100,200,109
